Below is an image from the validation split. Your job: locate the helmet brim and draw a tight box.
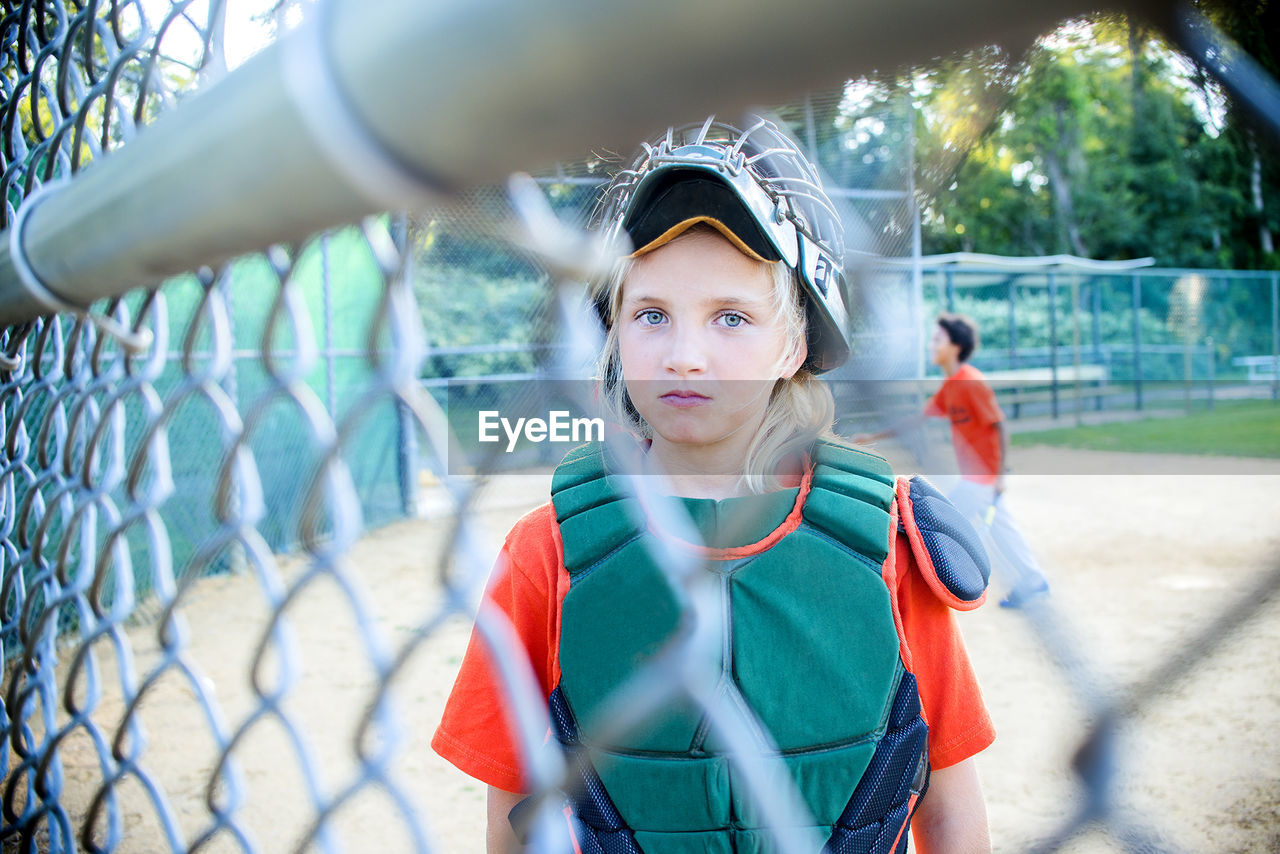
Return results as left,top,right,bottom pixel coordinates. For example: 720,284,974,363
604,129,853,373
624,169,786,263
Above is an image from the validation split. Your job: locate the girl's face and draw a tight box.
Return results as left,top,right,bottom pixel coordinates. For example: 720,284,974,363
617,230,805,466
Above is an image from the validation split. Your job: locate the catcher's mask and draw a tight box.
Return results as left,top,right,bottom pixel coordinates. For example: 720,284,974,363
595,115,851,372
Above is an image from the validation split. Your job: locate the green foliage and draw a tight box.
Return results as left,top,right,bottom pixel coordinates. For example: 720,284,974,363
414,266,550,379
908,16,1280,269
773,85,914,194
0,5,208,217
406,192,575,382
933,288,1162,351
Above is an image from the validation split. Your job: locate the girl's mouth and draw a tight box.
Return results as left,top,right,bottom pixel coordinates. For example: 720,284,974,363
659,390,711,408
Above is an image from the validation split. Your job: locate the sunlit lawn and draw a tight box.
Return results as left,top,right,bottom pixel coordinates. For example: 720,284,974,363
1011,399,1280,458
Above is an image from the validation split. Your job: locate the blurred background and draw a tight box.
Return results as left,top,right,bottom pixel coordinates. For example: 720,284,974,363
0,1,1276,852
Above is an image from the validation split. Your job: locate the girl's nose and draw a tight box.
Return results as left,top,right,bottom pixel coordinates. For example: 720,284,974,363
661,324,708,375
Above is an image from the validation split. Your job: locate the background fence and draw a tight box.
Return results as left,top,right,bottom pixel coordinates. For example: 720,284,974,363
839,262,1280,429
925,265,1280,409
418,243,1280,471
2,1,1279,853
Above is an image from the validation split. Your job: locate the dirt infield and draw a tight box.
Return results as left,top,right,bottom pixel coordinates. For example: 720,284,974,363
23,445,1280,853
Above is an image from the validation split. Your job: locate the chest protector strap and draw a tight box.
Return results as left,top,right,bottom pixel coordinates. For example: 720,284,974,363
546,441,933,854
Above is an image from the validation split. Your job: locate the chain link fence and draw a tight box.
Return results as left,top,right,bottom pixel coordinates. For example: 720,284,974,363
840,262,1280,446
924,265,1280,414
1,1,1278,853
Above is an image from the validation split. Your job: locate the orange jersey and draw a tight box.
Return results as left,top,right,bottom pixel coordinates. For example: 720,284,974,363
926,363,1005,484
433,494,994,794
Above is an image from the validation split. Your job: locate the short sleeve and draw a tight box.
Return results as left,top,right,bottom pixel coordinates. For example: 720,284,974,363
892,533,995,770
923,383,947,417
431,503,566,793
966,377,1004,427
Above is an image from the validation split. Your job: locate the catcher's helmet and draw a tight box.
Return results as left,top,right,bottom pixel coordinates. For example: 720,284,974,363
596,115,851,372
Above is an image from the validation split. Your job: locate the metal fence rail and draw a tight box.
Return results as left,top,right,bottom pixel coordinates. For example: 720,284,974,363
1,1,1279,854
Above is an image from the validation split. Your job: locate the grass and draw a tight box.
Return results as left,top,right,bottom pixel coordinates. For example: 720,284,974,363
1010,399,1280,458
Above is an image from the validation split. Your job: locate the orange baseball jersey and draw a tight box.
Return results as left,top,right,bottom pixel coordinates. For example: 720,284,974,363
925,363,1005,484
433,496,995,794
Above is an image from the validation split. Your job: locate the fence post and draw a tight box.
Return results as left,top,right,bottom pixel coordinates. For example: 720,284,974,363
1071,274,1083,426
1132,273,1143,412
911,261,924,384
322,234,337,416
222,265,247,575
1272,272,1278,403
1205,336,1215,410
1048,271,1059,419
944,267,955,313
1091,277,1103,362
221,264,239,411
1008,275,1019,418
804,92,819,164
398,402,419,517
1183,337,1193,412
1093,278,1105,411
909,117,925,385
1007,275,1018,367
392,214,418,518
1091,277,1105,412
1183,286,1195,413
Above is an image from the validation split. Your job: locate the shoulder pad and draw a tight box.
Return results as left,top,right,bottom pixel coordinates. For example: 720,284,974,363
895,476,990,610
549,442,641,577
804,439,896,568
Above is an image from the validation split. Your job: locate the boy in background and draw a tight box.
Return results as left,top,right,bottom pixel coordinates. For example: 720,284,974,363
858,313,1049,608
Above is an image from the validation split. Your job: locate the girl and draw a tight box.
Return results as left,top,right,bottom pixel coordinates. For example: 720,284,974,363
433,117,995,854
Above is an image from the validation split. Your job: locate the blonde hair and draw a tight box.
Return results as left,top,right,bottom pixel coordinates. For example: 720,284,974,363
594,229,835,493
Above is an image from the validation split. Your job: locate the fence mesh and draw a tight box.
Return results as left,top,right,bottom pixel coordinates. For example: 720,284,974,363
2,2,1279,854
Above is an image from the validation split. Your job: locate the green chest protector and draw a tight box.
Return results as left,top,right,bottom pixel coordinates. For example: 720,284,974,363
545,439,933,854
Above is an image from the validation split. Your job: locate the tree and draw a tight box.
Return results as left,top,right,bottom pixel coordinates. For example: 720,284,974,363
912,16,1266,268
1191,0,1280,268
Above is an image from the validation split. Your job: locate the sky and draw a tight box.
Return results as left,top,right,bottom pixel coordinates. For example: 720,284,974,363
137,0,292,71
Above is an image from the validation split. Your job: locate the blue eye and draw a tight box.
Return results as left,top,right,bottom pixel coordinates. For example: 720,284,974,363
640,310,664,325
721,313,745,328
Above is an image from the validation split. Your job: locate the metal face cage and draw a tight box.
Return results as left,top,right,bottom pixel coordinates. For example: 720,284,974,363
596,116,852,371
